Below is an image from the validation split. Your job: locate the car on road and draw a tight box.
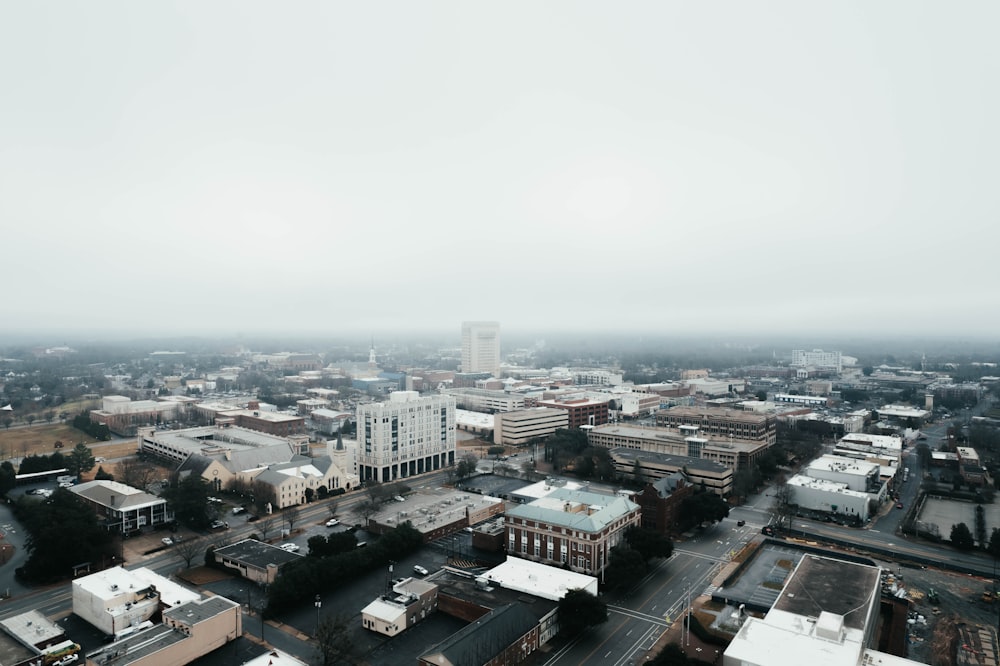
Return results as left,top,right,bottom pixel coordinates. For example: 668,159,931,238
325,519,340,527
210,520,229,530
896,502,904,509
161,537,174,546
394,495,406,503
737,520,746,527
279,543,300,553
232,506,246,515
413,565,428,576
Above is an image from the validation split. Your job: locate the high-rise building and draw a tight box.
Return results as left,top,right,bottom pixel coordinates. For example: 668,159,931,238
461,321,501,377
356,391,456,483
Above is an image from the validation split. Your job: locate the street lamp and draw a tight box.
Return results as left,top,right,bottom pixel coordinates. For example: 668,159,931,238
314,594,322,636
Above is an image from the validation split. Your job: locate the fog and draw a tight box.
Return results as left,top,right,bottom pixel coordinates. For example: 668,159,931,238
2,2,997,339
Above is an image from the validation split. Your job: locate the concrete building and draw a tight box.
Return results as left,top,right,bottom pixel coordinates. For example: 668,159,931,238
364,489,505,542
90,595,242,666
535,397,610,429
791,349,843,372
506,487,640,575
723,554,925,666
72,566,199,637
607,448,733,497
785,475,870,521
361,577,438,637
89,395,192,436
461,321,501,376
213,539,303,584
444,387,526,413
357,391,456,483
656,406,777,445
589,423,769,474
493,408,569,446
69,480,173,533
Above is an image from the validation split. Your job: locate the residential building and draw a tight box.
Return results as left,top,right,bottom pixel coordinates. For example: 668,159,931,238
357,391,456,483
494,408,569,446
535,397,610,429
461,321,501,376
69,480,173,533
505,487,640,575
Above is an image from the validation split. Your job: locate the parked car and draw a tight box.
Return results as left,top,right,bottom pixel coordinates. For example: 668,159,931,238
413,565,428,576
737,520,746,527
232,506,246,515
210,520,229,530
161,537,174,546
325,519,340,527
394,495,406,503
279,543,300,553
896,502,904,509
54,655,79,666
247,514,259,522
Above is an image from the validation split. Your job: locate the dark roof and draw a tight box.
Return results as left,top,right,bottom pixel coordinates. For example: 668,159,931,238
609,447,730,473
649,472,688,497
773,555,880,630
420,603,537,666
214,539,302,569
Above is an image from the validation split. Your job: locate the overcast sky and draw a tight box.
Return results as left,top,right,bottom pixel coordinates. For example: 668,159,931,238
2,2,997,341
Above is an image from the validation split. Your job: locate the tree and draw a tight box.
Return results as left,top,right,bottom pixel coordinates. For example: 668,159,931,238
284,506,301,534
162,475,213,529
770,480,795,532
26,415,36,426
0,461,15,496
257,515,277,541
632,459,646,487
326,500,339,518
951,522,975,550
117,457,157,490
679,492,731,531
66,443,96,481
624,527,674,561
605,545,648,588
989,528,1000,560
174,536,207,568
18,488,114,582
94,466,114,481
2,417,11,430
315,613,355,665
304,487,314,503
558,588,608,636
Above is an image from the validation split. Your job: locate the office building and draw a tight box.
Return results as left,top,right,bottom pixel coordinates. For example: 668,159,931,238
357,391,456,483
494,408,569,446
461,321,501,376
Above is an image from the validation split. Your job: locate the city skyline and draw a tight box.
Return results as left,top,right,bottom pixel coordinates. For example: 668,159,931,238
2,2,998,339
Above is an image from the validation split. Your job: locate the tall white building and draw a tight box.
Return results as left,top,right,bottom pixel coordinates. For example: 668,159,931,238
461,321,501,376
791,349,843,372
357,391,456,483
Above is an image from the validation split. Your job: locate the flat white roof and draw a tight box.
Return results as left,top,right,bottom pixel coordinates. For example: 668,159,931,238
513,478,588,500
482,557,598,601
455,409,495,428
242,649,308,666
807,455,879,476
72,566,200,607
361,597,408,623
787,475,868,499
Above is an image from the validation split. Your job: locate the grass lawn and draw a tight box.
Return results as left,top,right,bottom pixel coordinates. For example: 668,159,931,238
0,424,102,460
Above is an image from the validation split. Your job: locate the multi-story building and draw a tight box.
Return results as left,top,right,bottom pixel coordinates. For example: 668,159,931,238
633,474,697,535
535,397,610,429
791,349,843,372
590,423,768,474
656,406,777,445
607,447,733,497
443,387,526,413
357,391,456,483
70,480,174,533
505,488,640,576
493,408,569,446
461,321,501,376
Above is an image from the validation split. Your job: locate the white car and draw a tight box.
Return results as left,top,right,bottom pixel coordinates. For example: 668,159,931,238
279,543,300,553
325,519,340,527
54,655,79,666
413,565,428,576
161,537,174,546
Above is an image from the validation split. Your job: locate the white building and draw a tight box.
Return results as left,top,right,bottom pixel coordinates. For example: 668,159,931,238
494,408,569,446
72,566,200,637
357,391,456,483
444,387,526,413
791,349,843,372
461,321,501,376
786,475,870,521
805,456,881,494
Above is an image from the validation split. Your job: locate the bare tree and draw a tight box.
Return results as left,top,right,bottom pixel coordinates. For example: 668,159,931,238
257,516,277,541
357,500,378,527
284,506,301,534
315,613,355,666
326,500,339,518
118,457,157,490
174,536,206,569
771,478,796,532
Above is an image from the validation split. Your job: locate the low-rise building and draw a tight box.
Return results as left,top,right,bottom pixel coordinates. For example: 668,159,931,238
633,473,697,535
361,577,438,636
785,475,870,522
607,448,732,497
589,423,768,473
656,406,777,444
535,397,610,429
72,566,199,637
69,480,173,533
213,539,303,584
505,488,640,576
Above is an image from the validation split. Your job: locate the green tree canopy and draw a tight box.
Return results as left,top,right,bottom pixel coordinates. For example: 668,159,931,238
558,588,608,636
679,492,730,530
162,475,212,529
67,442,96,480
950,522,975,550
625,526,674,561
18,488,114,583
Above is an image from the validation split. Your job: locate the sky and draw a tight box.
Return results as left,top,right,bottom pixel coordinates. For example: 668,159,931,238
2,2,998,341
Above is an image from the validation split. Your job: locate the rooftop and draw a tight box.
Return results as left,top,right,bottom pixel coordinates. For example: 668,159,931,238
214,539,303,569
506,487,638,533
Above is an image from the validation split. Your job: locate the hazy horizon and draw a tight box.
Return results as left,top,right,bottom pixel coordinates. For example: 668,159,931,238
2,2,998,339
